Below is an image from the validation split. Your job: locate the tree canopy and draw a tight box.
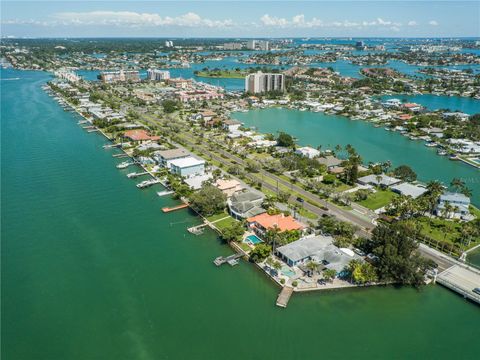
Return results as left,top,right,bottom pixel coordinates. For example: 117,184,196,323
189,184,226,216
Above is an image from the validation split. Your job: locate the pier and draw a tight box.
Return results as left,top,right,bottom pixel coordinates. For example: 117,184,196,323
162,203,189,213
103,143,123,149
213,253,243,266
436,265,480,304
157,190,174,197
136,179,161,189
276,286,294,308
127,171,149,178
113,153,130,158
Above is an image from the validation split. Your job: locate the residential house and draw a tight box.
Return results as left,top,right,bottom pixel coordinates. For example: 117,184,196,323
295,146,320,159
227,190,265,219
246,213,305,239
169,156,206,178
435,192,471,220
357,174,402,187
214,179,244,197
153,148,190,168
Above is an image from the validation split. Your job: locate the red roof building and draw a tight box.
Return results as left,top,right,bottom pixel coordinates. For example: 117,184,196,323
247,213,305,235
123,129,161,142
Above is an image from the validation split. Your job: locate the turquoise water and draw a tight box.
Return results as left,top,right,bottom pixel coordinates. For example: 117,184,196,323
233,108,480,206
2,68,480,359
246,234,263,244
380,94,480,115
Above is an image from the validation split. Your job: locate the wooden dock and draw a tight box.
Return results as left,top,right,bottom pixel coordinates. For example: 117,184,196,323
127,171,149,178
112,153,130,158
276,286,294,308
162,203,189,213
213,253,243,266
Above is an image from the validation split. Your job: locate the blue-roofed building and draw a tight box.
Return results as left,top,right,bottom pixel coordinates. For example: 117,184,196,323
435,192,471,220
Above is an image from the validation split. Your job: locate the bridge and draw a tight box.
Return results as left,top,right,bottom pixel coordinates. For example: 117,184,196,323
436,265,480,305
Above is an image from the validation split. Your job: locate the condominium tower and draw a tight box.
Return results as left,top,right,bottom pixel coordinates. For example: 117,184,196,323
245,72,285,94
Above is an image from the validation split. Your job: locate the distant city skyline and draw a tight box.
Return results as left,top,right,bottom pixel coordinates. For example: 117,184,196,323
2,1,479,38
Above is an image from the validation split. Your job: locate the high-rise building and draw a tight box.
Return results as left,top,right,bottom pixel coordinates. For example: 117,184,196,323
245,72,285,94
147,69,171,81
223,42,243,50
165,40,174,48
246,40,257,50
258,40,270,51
98,70,140,83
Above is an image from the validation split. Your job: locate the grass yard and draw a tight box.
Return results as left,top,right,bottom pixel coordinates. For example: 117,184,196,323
358,189,397,210
297,207,318,220
214,216,238,230
206,212,229,223
417,217,463,244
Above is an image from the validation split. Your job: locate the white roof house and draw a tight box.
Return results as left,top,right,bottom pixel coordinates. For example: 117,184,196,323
357,174,402,187
390,183,428,199
170,156,205,178
295,146,320,159
275,235,363,271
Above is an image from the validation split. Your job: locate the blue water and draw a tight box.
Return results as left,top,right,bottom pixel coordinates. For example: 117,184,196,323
379,94,480,114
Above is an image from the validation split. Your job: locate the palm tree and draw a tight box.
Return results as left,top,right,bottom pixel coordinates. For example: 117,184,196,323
306,261,318,277
450,178,465,193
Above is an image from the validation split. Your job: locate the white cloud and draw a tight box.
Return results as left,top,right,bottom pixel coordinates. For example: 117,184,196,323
407,21,418,26
46,11,234,28
258,14,403,29
429,20,439,26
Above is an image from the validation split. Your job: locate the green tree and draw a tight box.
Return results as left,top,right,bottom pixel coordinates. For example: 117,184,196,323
276,132,295,147
220,221,245,243
249,243,272,262
393,165,417,182
323,269,337,283
189,184,226,216
371,222,429,287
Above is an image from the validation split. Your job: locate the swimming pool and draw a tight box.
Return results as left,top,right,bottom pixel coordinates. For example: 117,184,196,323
281,267,296,278
245,234,263,245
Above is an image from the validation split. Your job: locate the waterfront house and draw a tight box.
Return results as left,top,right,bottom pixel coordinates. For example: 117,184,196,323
169,156,205,178
153,148,190,168
316,155,343,170
275,234,362,271
214,179,243,197
246,213,305,239
435,192,471,220
358,174,402,188
227,190,265,219
223,119,243,132
295,146,320,159
123,129,161,142
390,183,428,199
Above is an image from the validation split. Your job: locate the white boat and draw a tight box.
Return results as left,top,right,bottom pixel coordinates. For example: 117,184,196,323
425,142,437,147
116,161,132,169
437,150,447,156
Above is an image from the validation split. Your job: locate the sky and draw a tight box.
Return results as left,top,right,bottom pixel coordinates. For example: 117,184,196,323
1,1,479,38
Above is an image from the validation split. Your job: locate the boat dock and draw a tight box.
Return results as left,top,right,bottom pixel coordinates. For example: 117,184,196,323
157,190,174,197
213,253,243,267
113,153,130,158
103,143,123,149
127,171,149,178
276,286,294,308
136,179,161,189
116,161,134,169
187,223,207,235
436,265,480,304
162,203,189,213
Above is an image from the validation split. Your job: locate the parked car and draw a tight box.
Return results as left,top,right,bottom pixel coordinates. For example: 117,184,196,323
353,248,366,257
296,197,304,203
473,288,480,295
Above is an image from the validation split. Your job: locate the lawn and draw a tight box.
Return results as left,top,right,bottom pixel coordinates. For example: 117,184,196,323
417,217,463,244
214,216,238,230
206,212,229,223
196,70,246,79
297,207,318,220
358,190,397,210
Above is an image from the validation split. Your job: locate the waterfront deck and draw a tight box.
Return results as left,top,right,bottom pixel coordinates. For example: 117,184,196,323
213,253,243,266
162,203,189,213
276,286,294,308
436,265,480,304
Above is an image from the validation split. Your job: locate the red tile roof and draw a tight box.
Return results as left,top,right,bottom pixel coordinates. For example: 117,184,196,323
247,213,304,232
124,129,160,141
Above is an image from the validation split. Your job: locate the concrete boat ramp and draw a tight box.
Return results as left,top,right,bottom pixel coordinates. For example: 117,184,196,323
436,265,480,304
